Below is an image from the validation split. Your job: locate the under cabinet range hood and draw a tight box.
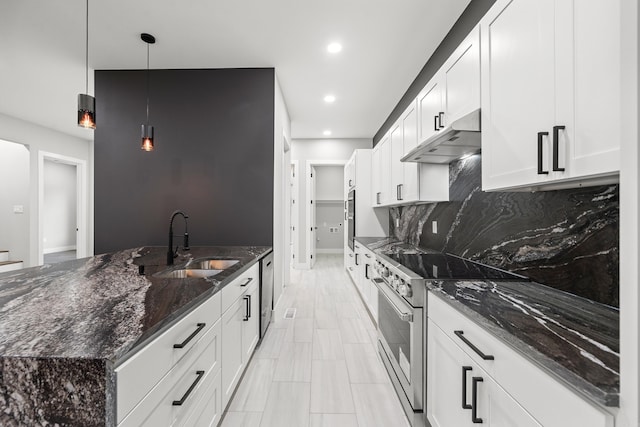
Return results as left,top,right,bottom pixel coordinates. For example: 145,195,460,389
401,108,481,164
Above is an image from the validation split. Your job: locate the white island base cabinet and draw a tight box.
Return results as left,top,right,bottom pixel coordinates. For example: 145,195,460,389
427,295,615,427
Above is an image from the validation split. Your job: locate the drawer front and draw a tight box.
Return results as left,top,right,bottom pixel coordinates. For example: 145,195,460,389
119,319,222,427
116,292,221,423
221,263,259,313
181,368,222,427
428,295,614,427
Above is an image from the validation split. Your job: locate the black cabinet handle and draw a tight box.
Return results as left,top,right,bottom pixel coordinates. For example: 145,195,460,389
553,125,566,172
462,366,472,409
364,253,371,258
454,331,494,360
365,264,370,279
396,184,400,201
376,192,381,205
172,370,205,406
537,132,549,175
240,277,253,287
173,323,206,349
349,179,353,187
398,184,403,201
438,112,445,129
434,115,439,131
471,376,484,423
243,295,250,321
355,253,359,266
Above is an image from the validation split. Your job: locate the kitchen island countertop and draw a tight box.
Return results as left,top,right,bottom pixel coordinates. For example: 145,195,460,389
0,245,271,426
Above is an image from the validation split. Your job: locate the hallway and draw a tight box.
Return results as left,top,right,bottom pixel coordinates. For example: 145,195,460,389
221,254,410,427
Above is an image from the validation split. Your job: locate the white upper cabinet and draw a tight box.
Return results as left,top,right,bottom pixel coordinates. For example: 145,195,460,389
390,122,404,203
379,134,392,205
481,0,620,191
401,100,420,202
418,78,444,143
442,27,480,127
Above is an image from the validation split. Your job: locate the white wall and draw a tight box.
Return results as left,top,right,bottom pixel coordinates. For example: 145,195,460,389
315,166,344,201
315,203,343,251
273,74,291,309
0,113,93,267
0,140,30,263
43,160,76,253
291,138,372,265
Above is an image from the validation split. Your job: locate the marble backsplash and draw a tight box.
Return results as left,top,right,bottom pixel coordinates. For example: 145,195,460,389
390,155,619,307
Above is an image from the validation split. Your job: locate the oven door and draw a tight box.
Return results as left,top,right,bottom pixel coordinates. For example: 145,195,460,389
373,278,423,411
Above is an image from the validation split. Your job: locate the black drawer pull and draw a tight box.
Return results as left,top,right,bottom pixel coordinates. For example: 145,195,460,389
172,370,205,406
462,366,472,409
355,253,360,266
537,132,549,175
438,111,445,129
454,330,494,360
434,115,439,131
365,264,370,279
376,192,381,205
552,125,565,172
243,295,250,321
240,277,253,287
471,376,483,423
173,323,206,349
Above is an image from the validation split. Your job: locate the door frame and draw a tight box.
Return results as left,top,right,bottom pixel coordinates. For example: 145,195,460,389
38,151,88,265
304,159,346,269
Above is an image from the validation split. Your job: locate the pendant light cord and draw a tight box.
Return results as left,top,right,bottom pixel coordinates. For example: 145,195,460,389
85,0,89,95
146,42,150,125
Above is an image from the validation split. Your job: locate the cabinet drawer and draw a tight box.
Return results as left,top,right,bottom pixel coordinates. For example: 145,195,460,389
119,319,221,427
181,368,222,427
221,263,259,313
428,295,614,427
116,292,221,423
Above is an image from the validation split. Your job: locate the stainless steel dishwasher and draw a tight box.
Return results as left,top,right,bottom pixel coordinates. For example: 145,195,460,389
259,251,274,340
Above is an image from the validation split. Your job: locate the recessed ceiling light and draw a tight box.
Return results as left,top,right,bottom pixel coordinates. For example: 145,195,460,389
324,94,336,103
323,130,332,136
327,42,342,53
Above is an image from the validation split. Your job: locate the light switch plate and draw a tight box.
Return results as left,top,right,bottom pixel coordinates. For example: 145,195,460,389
432,221,437,234
13,205,24,214
395,218,400,227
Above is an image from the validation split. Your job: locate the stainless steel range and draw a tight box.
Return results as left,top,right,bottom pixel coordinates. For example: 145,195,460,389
372,251,528,427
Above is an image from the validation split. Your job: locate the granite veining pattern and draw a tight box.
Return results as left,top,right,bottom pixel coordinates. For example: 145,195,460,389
428,280,619,407
390,155,619,307
0,245,270,426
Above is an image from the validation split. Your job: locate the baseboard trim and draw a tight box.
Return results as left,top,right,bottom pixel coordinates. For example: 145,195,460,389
316,249,344,254
44,246,76,254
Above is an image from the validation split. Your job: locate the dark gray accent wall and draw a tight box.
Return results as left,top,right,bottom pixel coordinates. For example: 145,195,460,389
95,68,274,254
373,0,496,145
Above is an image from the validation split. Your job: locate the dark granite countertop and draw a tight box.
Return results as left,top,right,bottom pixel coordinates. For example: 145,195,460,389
0,245,271,363
356,236,619,408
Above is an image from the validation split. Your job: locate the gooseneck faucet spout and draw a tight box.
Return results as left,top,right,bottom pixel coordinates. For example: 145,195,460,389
167,210,190,265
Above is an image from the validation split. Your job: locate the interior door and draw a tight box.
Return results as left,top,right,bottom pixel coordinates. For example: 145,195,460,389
310,166,317,268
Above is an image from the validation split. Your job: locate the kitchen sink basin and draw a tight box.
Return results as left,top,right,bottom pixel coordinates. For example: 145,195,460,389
185,258,239,270
154,268,222,279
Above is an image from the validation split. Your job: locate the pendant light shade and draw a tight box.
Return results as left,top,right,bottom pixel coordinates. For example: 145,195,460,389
77,0,96,129
141,124,154,151
141,33,156,151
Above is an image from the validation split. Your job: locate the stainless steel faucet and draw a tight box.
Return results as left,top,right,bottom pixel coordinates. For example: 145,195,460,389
167,210,190,265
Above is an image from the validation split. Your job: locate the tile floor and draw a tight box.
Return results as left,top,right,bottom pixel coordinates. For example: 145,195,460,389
221,254,410,427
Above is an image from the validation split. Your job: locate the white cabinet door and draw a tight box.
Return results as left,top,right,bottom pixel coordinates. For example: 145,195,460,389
379,135,392,205
557,0,620,178
481,375,542,427
418,78,444,144
221,297,244,409
371,145,382,207
427,319,474,427
390,123,404,205
401,100,420,203
443,27,480,125
241,281,260,362
481,0,556,191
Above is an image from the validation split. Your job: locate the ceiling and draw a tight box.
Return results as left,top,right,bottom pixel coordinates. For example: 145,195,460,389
0,0,470,142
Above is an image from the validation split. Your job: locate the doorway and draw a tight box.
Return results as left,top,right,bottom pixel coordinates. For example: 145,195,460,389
304,160,346,269
38,152,88,265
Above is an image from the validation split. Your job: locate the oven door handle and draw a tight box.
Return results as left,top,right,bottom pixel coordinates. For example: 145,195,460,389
372,278,413,322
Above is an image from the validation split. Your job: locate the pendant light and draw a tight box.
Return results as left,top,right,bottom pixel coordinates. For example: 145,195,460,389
77,0,96,129
141,33,156,151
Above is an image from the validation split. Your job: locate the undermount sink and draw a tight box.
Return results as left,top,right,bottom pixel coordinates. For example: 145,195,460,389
186,258,239,270
153,258,239,279
154,268,222,279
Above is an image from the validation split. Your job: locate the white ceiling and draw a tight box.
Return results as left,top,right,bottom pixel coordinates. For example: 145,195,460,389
0,0,470,141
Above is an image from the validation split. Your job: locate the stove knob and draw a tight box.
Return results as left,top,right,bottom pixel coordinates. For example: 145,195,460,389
383,267,390,278
398,281,413,297
392,276,401,290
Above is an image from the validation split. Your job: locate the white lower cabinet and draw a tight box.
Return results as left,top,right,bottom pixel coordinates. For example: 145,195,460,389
116,262,261,427
427,295,615,427
348,244,378,324
428,319,540,427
